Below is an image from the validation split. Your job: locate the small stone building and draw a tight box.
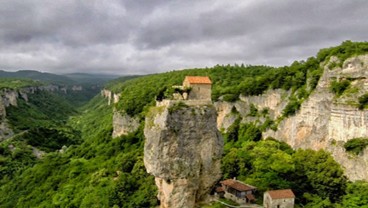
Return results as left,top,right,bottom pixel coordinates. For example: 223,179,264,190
220,179,256,204
263,189,295,208
182,76,212,100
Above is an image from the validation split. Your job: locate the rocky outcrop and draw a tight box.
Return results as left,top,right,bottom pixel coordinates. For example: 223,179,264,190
0,85,63,141
0,91,17,141
101,89,121,105
113,93,121,104
112,111,140,138
72,85,83,91
263,55,368,181
215,89,290,131
2,89,19,107
144,101,223,208
0,101,13,141
101,89,136,138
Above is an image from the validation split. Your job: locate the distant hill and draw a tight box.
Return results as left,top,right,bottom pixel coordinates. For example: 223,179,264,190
0,70,119,86
0,70,75,85
63,73,118,85
0,70,121,106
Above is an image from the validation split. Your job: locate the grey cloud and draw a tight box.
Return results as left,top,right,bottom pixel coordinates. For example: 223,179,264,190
0,0,367,74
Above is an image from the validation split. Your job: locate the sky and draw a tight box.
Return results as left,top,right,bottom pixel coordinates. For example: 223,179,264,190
0,0,367,75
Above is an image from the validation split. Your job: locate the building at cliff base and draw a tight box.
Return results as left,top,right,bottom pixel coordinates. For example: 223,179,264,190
219,178,256,204
263,189,295,208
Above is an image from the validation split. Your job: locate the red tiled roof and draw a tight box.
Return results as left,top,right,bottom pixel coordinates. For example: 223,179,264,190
220,179,256,192
215,187,224,193
266,189,295,199
246,193,256,201
184,76,212,84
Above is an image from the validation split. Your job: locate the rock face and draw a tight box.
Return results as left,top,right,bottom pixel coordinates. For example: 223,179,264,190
101,89,121,106
101,90,138,138
0,90,18,140
263,55,368,181
0,86,63,141
112,111,140,138
213,55,368,181
215,89,290,131
144,101,223,208
101,89,112,105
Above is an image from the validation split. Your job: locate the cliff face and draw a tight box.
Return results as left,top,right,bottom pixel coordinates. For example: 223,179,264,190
101,89,139,138
215,55,368,181
215,89,290,131
262,55,368,181
0,90,18,140
144,101,223,208
0,86,65,141
112,111,139,138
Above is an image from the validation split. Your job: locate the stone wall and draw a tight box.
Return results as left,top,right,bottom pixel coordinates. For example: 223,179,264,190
188,84,211,100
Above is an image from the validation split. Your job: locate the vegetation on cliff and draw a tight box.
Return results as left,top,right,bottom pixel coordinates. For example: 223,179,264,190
344,138,368,155
111,60,322,117
316,40,368,66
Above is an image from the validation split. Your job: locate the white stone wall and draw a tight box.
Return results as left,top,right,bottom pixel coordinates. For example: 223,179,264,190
263,193,294,208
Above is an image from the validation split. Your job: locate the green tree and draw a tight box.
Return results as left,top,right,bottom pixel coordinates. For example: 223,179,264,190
338,181,368,208
292,149,347,202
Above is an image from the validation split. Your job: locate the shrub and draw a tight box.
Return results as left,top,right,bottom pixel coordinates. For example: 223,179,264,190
222,94,239,102
238,123,262,142
330,80,350,96
248,104,258,117
344,138,368,155
168,101,188,113
308,68,323,90
328,61,339,70
358,93,368,110
283,98,301,117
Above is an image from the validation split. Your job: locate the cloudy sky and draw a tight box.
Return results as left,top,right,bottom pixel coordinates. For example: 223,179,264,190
0,0,367,75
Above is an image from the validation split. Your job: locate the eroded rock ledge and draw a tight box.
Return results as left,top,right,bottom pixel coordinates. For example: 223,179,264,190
144,101,223,208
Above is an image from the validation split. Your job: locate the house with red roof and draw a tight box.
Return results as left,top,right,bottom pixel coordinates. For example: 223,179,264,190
263,189,295,208
219,178,257,204
182,76,212,100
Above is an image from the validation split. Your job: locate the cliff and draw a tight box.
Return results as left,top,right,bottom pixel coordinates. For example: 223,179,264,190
0,85,67,141
112,111,139,138
144,101,223,208
101,89,139,138
0,89,19,140
215,54,368,181
263,55,368,181
215,89,290,131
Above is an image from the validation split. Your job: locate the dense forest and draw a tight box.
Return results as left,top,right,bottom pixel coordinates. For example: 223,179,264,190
1,41,368,207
